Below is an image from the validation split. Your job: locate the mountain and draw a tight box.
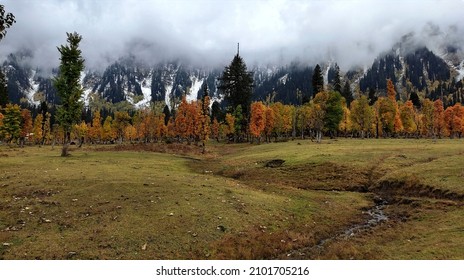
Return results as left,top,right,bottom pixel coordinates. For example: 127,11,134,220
2,33,464,109
359,32,464,106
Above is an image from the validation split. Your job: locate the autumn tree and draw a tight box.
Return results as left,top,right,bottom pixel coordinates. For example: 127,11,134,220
73,121,89,147
124,125,137,143
374,97,396,137
199,85,211,152
264,106,275,142
433,99,445,138
19,109,33,147
249,101,266,143
308,103,325,143
451,103,464,138
54,32,85,156
385,79,403,136
350,95,374,138
421,98,434,137
339,103,351,137
399,101,416,136
102,116,115,143
224,113,235,140
32,114,44,145
88,111,103,144
175,96,188,142
42,112,52,145
270,102,285,140
296,104,311,139
113,111,131,144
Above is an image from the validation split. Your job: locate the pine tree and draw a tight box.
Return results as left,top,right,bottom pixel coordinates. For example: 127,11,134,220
1,104,21,143
341,81,353,106
324,91,344,137
332,64,342,94
0,71,8,107
368,88,377,106
409,91,421,108
312,64,324,98
0,4,16,41
218,52,253,135
54,32,85,156
0,5,15,110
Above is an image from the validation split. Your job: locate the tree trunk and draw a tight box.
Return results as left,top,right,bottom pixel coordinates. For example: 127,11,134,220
61,143,69,157
61,131,70,157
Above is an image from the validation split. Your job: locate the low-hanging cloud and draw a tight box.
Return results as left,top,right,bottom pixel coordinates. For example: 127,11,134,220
1,0,463,73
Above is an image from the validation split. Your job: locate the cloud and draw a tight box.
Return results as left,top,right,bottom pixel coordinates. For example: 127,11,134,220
1,0,463,72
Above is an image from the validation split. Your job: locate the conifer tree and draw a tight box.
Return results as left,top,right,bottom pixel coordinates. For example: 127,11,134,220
0,4,16,41
0,4,16,108
218,50,253,136
312,64,324,98
1,104,21,143
341,81,353,106
332,64,342,94
0,71,8,107
54,32,85,156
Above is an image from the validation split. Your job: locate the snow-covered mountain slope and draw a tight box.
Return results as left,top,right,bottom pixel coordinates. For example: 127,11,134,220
2,31,464,109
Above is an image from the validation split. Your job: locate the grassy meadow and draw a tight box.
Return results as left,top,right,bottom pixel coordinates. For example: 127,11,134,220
0,138,463,259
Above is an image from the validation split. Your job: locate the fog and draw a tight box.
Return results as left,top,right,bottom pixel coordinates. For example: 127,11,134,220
1,0,463,72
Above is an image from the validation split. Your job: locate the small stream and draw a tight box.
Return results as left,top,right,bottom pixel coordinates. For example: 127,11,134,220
340,199,388,239
287,198,388,258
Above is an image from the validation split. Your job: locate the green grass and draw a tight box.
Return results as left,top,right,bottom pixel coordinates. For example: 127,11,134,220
1,138,464,259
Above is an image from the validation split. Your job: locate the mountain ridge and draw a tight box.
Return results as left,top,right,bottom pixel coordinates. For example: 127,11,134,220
2,34,464,109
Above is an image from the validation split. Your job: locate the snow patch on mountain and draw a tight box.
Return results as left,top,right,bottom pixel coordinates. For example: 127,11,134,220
26,70,40,106
187,76,204,102
457,60,464,81
278,73,288,85
135,71,153,109
164,74,175,110
79,71,92,107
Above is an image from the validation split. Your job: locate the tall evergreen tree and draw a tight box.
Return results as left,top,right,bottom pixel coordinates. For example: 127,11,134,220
218,52,253,135
332,63,342,94
409,91,421,108
324,91,344,137
0,4,15,108
368,88,377,106
163,105,170,126
0,4,16,41
0,71,8,107
54,32,85,156
341,81,353,106
312,64,324,98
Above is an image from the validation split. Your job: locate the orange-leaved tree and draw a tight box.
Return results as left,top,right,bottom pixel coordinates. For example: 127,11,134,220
264,106,275,142
20,109,33,146
249,101,266,143
399,100,416,136
433,99,445,138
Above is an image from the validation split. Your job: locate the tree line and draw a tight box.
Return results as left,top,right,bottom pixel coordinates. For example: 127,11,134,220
1,7,464,153
2,77,464,149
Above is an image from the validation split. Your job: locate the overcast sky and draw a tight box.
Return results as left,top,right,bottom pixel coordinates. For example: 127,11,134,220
1,0,463,71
